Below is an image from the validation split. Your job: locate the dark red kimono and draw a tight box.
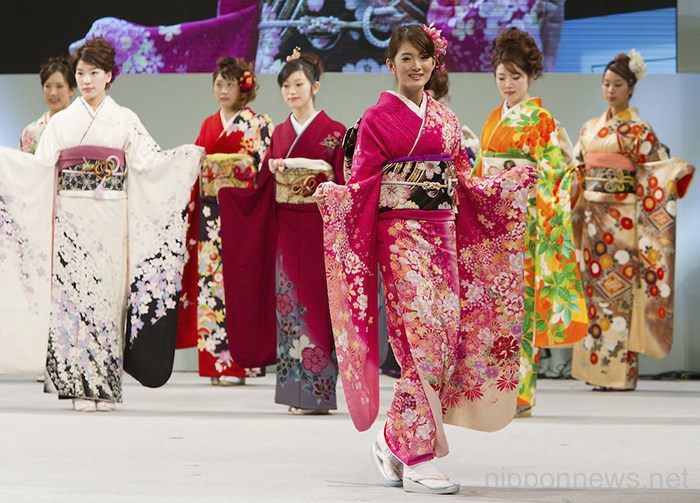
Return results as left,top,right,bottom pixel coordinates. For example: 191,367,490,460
219,111,345,409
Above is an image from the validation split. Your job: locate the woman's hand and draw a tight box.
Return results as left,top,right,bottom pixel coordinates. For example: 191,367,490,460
269,158,286,173
312,182,330,206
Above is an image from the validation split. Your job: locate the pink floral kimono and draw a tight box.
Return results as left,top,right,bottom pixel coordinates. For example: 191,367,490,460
319,92,536,465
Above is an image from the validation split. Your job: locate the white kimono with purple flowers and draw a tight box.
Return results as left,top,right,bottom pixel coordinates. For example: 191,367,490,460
0,96,200,402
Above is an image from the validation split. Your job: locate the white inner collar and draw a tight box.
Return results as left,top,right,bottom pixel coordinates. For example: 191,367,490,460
290,110,321,136
388,91,426,119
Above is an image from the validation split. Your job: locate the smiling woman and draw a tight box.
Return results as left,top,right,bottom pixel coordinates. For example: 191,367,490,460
19,57,76,154
312,24,537,496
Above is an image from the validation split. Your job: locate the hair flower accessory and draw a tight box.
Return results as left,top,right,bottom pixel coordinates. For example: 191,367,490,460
628,49,646,81
286,46,302,62
239,70,256,92
421,23,448,71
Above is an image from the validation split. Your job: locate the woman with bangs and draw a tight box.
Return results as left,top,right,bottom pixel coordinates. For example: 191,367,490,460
571,51,694,391
314,24,536,494
472,27,587,417
218,50,345,415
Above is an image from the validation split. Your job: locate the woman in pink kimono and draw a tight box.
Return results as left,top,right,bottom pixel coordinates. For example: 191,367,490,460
314,25,536,494
571,51,694,390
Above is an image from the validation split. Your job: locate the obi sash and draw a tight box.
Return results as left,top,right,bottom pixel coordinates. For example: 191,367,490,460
200,153,257,197
57,146,126,192
274,157,334,204
378,154,456,213
582,152,636,194
480,150,537,177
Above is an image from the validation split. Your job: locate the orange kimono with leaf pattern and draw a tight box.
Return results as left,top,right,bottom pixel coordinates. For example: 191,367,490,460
473,98,588,408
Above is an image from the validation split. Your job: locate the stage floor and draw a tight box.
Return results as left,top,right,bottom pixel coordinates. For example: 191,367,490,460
1,373,698,502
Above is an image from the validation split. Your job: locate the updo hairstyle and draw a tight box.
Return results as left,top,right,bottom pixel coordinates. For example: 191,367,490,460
69,37,116,89
277,52,324,87
490,27,543,79
213,57,258,107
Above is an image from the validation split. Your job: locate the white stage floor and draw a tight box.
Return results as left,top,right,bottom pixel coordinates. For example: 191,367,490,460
1,373,698,502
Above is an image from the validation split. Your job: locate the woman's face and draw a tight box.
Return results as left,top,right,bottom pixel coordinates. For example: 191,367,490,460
75,60,111,106
280,70,318,112
602,69,632,112
214,74,241,111
43,71,74,116
495,63,530,108
387,41,436,97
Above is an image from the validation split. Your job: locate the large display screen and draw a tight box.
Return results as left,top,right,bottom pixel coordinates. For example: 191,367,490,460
0,1,677,75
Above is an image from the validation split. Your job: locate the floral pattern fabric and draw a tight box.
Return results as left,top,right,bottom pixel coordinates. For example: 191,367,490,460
193,107,273,378
70,0,259,73
473,98,588,408
19,113,49,154
265,112,345,410
571,108,695,389
319,92,535,465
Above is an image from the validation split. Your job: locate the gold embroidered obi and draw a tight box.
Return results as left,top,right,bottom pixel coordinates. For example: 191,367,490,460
378,155,456,213
583,152,636,194
274,157,334,204
57,146,126,192
200,153,257,197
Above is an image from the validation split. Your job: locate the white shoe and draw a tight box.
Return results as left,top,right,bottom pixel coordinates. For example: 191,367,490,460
403,461,460,494
72,399,97,412
96,401,115,412
219,376,246,386
371,429,403,487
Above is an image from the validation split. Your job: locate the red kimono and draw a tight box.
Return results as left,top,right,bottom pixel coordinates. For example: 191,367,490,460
178,107,273,379
219,111,345,410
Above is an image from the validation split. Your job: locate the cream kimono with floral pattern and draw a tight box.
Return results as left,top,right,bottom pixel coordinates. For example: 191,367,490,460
572,108,694,389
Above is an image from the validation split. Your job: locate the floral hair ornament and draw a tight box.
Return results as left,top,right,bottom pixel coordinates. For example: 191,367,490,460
239,70,256,92
286,46,302,62
627,49,646,81
421,23,448,71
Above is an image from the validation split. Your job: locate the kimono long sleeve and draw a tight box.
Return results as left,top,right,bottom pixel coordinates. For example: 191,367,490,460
0,146,54,373
318,111,387,432
527,110,588,346
122,108,202,387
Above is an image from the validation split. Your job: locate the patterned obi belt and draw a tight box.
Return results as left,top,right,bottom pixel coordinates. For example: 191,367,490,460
57,145,126,192
200,153,258,197
480,151,537,177
274,157,334,204
583,152,636,194
378,154,456,213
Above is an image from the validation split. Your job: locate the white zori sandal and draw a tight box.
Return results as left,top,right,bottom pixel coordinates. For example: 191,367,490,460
403,461,460,495
371,429,403,487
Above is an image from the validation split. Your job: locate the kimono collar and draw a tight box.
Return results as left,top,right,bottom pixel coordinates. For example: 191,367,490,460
290,110,321,136
387,90,427,119
79,95,109,119
605,107,638,122
219,108,242,135
501,97,543,118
